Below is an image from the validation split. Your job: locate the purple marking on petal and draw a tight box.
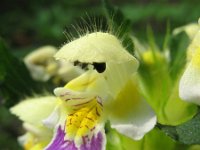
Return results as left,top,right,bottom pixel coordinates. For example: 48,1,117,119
45,126,78,150
80,132,104,150
45,126,105,150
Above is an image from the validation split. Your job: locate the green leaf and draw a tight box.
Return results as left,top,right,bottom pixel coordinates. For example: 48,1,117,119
102,0,134,54
169,32,190,80
177,111,200,144
0,38,45,107
0,106,22,150
138,42,197,125
159,111,200,145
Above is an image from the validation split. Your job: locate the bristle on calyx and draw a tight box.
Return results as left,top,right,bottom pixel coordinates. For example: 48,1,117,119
54,32,137,64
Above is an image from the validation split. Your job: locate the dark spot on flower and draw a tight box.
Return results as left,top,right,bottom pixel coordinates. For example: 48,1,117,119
93,62,106,73
73,61,106,73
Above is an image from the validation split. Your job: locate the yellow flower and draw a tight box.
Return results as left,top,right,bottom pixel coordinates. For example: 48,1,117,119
24,45,84,82
10,96,57,149
11,32,156,150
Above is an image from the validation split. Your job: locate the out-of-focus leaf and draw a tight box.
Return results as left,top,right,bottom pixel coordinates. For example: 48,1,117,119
188,145,200,150
0,38,45,107
137,35,197,125
164,79,197,124
121,3,200,25
0,106,22,150
169,32,190,80
102,0,134,54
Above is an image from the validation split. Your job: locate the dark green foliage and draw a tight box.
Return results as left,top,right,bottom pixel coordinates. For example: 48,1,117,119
169,32,190,80
0,39,43,107
158,111,200,145
0,106,22,150
176,111,200,145
102,0,134,54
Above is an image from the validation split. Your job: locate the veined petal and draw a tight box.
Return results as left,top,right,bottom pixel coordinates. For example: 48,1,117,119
10,96,57,126
107,76,156,140
58,70,110,102
54,32,137,63
52,87,105,149
54,87,94,105
45,126,106,150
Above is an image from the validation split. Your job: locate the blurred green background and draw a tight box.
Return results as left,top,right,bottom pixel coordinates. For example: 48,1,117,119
1,0,200,51
0,0,200,149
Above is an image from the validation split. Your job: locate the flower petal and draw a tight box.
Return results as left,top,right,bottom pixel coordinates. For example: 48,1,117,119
103,61,138,99
53,87,106,149
61,61,139,104
42,106,60,129
179,59,200,105
24,46,57,64
54,32,137,64
57,60,84,82
10,96,57,126
111,114,156,140
24,46,57,81
55,70,110,102
179,28,200,105
45,126,77,150
45,126,106,150
107,76,156,140
187,30,200,61
18,124,52,150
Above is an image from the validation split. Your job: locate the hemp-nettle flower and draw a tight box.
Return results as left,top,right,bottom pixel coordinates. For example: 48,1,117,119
24,46,58,81
11,32,156,150
179,18,200,105
10,96,57,149
24,45,83,82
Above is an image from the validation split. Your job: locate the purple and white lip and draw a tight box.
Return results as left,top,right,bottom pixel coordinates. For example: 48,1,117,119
45,126,105,150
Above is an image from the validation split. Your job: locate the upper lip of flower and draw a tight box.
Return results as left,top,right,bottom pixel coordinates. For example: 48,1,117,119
54,32,138,64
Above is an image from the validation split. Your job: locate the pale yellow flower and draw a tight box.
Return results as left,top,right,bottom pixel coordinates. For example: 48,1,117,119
24,46,83,82
11,32,156,150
